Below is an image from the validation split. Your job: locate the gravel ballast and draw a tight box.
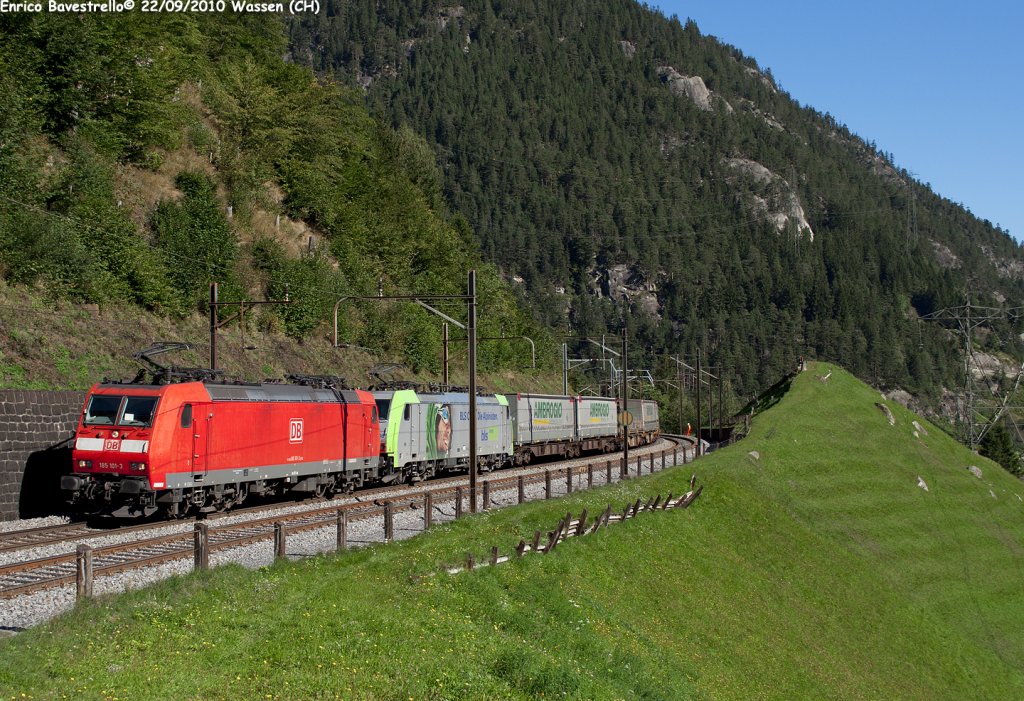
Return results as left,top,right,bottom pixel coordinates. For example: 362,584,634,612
0,440,694,631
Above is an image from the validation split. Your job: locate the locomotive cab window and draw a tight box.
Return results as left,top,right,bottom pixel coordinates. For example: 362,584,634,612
84,395,123,425
120,396,158,427
404,405,410,421
180,404,193,429
374,398,390,418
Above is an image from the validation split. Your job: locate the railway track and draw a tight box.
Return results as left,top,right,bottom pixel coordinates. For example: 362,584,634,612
0,436,695,599
0,481,420,557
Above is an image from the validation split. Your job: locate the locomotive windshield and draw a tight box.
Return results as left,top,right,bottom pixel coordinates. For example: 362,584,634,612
83,394,159,427
120,396,158,426
84,395,122,425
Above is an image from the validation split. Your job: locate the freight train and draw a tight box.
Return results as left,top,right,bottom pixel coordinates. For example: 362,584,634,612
63,375,660,518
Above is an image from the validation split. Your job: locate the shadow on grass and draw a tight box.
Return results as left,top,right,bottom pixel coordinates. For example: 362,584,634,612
740,372,795,418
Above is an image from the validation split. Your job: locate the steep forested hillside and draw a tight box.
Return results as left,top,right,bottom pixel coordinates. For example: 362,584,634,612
0,13,551,381
289,0,1024,404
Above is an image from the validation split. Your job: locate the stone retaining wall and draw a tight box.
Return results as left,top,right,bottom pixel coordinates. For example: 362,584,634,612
0,390,84,521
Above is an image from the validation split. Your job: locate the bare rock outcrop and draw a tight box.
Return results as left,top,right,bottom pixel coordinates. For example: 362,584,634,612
587,263,661,317
743,65,777,93
656,66,713,112
722,157,814,240
980,244,1024,280
875,402,895,426
930,240,961,270
736,98,784,132
437,5,465,30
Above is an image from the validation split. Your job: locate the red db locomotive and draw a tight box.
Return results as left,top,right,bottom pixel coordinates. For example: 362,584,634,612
62,374,379,517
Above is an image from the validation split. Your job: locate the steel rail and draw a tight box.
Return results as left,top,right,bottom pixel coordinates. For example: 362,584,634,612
0,437,692,599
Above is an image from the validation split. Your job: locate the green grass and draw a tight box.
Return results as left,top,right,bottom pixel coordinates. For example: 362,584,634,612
2,362,1023,700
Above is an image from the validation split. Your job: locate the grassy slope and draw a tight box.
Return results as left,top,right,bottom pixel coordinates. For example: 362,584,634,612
0,278,561,394
1,362,1023,700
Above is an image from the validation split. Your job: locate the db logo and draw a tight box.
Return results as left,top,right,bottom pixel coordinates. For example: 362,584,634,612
289,419,304,444
104,439,121,452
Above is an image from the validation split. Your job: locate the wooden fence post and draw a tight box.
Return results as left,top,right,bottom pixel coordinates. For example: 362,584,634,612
548,515,569,553
76,544,94,599
531,530,542,552
517,475,525,504
575,508,588,536
662,492,673,510
384,501,394,542
424,492,433,529
587,463,594,489
545,470,552,499
466,553,475,571
194,522,209,571
456,487,464,519
274,522,286,560
636,455,642,475
620,456,627,479
650,454,654,473
490,546,499,565
482,480,491,510
515,539,527,557
566,467,573,494
673,447,678,466
336,509,348,550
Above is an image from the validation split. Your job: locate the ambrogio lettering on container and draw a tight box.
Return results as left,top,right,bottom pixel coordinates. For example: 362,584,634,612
534,401,563,420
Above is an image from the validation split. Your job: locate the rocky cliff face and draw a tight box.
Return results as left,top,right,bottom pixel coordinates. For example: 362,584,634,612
656,66,714,112
584,263,661,317
722,157,814,240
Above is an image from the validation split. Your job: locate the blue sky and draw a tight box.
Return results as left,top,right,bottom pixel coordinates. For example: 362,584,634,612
653,1,1024,243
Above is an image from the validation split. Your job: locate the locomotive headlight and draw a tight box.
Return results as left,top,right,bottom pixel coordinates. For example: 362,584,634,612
130,462,147,472
77,459,92,469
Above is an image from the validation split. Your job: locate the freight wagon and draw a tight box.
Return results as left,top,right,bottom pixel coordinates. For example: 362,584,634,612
509,394,620,464
626,399,660,446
